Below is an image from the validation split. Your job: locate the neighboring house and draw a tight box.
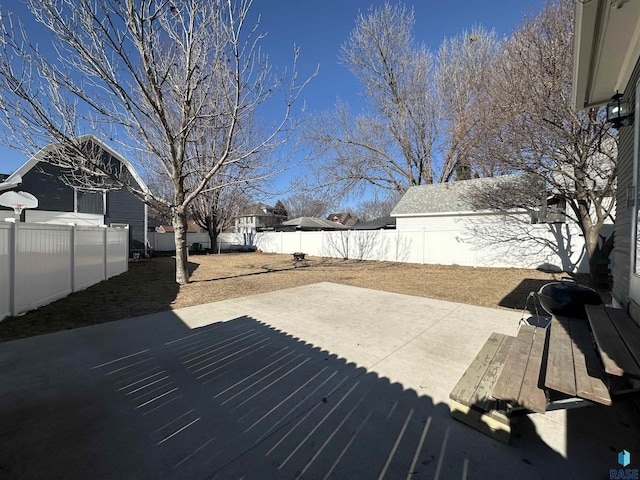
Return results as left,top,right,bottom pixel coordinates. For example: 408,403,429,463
391,175,542,229
350,216,396,230
390,174,604,273
273,217,348,232
148,217,203,234
0,135,150,255
235,203,286,245
326,212,359,227
573,0,640,310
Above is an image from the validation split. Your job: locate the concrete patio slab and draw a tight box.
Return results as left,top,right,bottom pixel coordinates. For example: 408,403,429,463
0,282,638,479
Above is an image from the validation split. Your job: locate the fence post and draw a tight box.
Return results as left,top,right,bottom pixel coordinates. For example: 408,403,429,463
124,225,129,272
103,225,108,280
69,224,76,292
8,219,17,317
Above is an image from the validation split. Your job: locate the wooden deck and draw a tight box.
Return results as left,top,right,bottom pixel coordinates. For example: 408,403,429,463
492,325,547,414
586,305,640,379
450,305,640,443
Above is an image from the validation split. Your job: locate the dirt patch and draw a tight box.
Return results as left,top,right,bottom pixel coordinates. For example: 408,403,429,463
0,252,590,341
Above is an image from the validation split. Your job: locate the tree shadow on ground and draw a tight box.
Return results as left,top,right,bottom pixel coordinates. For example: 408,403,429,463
0,257,199,341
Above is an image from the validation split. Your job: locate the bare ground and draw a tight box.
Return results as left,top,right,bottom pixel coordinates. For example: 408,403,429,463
0,252,591,341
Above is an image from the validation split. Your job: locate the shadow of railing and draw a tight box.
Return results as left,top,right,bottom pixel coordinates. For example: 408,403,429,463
2,303,628,479
88,316,454,479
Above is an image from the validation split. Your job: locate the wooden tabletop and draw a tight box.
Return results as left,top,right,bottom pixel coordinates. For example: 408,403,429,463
585,304,640,379
492,325,548,413
545,316,611,406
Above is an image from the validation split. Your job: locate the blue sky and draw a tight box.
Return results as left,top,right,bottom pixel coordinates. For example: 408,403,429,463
0,1,548,203
251,0,547,118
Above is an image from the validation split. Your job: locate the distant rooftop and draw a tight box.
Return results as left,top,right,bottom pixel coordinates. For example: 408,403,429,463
391,174,537,216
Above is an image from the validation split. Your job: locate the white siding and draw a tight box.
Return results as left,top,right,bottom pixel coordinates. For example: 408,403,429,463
25,209,104,226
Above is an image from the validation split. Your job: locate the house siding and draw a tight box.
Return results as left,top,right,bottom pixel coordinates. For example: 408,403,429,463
15,163,74,213
612,56,640,306
106,188,146,249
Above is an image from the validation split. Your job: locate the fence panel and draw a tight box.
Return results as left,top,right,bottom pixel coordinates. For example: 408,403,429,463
14,223,73,314
0,224,11,319
0,222,129,321
254,232,281,253
149,232,218,252
300,231,324,257
251,222,591,274
281,232,302,253
107,227,128,278
395,231,423,264
74,226,108,290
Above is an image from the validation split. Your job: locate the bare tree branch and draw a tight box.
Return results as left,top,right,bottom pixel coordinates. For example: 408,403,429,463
0,0,314,283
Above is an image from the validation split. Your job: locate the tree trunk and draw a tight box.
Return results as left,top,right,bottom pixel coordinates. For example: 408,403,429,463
207,226,218,254
173,208,190,284
585,229,614,287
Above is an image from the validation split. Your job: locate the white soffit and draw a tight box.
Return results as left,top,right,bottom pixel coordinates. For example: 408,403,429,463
573,0,640,109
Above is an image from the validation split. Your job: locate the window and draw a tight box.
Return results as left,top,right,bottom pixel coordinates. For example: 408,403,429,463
531,194,566,224
538,196,566,224
76,190,105,215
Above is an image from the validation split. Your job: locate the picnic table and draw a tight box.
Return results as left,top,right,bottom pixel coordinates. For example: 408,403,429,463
449,304,640,443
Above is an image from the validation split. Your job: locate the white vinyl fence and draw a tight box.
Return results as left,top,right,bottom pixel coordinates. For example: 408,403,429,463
148,232,245,252
254,223,597,273
0,221,129,320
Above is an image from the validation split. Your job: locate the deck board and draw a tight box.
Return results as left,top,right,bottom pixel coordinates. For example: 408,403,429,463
585,305,640,378
492,326,536,406
568,318,611,406
517,326,548,413
606,307,640,378
450,332,507,409
545,317,577,396
472,336,515,411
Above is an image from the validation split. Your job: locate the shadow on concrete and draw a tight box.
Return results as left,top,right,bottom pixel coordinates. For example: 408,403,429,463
499,278,555,314
0,257,199,341
0,310,591,479
499,275,593,314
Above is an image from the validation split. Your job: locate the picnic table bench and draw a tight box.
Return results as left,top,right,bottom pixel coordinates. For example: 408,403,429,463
450,304,640,443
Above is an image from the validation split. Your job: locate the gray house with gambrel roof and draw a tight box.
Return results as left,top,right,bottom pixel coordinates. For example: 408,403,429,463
0,136,150,255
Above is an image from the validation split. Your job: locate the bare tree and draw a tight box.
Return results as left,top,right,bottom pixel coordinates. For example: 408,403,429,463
303,4,500,204
470,0,616,284
353,191,402,221
0,0,314,284
283,192,335,219
188,181,253,252
435,27,501,181
304,3,439,197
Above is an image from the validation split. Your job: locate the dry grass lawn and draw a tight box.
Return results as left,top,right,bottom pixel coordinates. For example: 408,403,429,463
0,252,592,341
